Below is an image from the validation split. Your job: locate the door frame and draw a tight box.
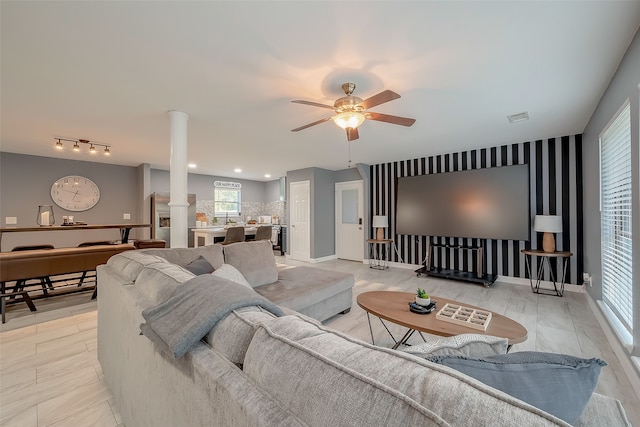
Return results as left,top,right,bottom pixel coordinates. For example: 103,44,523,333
335,180,365,261
289,180,311,262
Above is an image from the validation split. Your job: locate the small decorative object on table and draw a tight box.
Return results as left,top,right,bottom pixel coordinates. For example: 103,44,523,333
408,300,437,314
37,205,55,226
436,302,492,331
415,288,431,306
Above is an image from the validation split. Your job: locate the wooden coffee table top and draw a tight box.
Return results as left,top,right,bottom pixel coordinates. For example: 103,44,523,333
357,291,528,345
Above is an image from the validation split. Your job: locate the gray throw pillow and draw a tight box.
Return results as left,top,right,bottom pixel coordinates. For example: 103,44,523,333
183,255,215,275
223,240,278,287
427,351,607,424
211,264,252,289
401,334,508,358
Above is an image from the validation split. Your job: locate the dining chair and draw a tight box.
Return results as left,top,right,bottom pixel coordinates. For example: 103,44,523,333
221,227,245,245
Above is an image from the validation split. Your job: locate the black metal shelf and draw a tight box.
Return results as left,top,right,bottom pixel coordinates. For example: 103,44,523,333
417,238,497,287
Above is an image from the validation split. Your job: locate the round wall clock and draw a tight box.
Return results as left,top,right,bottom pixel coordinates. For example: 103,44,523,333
50,175,101,211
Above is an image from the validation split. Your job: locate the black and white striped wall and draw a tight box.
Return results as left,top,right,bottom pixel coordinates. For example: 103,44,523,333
370,135,583,285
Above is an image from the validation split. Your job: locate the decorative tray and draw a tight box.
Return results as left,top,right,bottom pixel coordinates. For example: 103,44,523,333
435,302,492,331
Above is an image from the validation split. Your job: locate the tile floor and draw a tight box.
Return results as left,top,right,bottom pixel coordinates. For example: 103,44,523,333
1,258,638,426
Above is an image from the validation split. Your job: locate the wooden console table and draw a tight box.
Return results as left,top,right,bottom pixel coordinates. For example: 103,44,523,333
521,249,573,297
0,223,152,246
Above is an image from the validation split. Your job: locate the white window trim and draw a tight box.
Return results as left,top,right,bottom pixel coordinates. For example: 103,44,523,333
599,100,633,335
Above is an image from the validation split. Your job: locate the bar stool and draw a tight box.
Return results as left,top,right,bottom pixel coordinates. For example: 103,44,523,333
254,226,272,241
221,227,245,245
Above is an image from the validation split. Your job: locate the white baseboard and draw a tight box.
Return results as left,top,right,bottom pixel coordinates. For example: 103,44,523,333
496,275,585,293
308,254,338,263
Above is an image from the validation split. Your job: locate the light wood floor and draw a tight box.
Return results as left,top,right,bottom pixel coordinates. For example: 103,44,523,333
1,258,638,426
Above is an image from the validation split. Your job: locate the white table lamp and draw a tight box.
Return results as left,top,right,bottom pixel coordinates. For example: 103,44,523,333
534,215,562,252
372,215,388,240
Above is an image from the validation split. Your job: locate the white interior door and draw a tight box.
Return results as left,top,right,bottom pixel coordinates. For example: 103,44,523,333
290,180,310,261
336,180,364,261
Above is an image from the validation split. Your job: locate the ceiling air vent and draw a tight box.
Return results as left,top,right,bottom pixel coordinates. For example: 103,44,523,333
507,112,529,123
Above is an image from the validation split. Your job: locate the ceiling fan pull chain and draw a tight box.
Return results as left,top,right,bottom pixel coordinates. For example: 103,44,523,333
348,140,352,168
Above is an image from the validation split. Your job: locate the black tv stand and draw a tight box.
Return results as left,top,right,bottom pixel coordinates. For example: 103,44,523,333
415,239,497,288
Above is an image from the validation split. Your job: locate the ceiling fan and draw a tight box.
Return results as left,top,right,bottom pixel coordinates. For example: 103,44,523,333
291,83,416,141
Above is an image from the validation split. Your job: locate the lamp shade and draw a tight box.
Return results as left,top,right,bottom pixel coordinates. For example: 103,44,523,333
534,215,562,233
372,215,388,228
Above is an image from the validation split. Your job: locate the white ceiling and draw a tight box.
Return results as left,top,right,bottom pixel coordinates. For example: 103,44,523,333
2,1,639,181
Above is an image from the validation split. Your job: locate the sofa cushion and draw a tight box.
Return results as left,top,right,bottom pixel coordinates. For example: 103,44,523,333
211,264,252,289
142,245,225,270
401,334,508,358
184,256,215,275
206,307,277,366
222,240,277,287
135,263,195,305
254,265,353,312
427,352,607,425
243,315,568,426
106,251,168,281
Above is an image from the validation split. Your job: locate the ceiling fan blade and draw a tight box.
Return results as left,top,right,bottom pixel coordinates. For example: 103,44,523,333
291,117,333,132
366,112,416,127
291,100,336,110
346,127,359,141
358,90,401,110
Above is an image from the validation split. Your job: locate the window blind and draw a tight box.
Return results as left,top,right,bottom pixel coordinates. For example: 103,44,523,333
600,103,633,333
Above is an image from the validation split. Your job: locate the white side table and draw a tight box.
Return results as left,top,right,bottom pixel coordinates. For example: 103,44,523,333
367,239,392,270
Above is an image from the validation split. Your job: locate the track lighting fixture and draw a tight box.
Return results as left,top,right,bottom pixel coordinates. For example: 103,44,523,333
54,138,112,156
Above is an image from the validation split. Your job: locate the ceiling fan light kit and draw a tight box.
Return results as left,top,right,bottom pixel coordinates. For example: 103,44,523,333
333,111,366,129
291,82,416,141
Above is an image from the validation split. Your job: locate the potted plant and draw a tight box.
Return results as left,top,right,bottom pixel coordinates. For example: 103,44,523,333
415,288,431,306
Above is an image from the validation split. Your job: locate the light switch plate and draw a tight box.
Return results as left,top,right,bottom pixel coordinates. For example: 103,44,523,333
5,216,17,224
123,213,131,220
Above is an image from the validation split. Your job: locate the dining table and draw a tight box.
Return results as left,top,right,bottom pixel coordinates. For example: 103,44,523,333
0,223,152,247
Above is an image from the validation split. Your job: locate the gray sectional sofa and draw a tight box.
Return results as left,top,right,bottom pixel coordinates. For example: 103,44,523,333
97,241,630,427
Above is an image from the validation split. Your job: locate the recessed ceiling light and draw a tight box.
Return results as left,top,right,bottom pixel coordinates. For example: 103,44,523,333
234,168,242,173
507,112,530,123
188,163,197,168
264,174,271,178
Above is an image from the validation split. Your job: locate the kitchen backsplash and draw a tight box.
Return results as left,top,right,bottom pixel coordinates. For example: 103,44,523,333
195,200,285,224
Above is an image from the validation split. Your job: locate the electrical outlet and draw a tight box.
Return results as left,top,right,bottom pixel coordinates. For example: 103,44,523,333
123,213,131,220
5,216,17,224
583,272,592,287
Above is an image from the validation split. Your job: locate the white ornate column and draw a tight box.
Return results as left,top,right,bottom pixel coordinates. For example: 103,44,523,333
168,110,190,248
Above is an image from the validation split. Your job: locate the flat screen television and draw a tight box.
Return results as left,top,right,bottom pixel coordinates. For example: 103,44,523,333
395,164,530,241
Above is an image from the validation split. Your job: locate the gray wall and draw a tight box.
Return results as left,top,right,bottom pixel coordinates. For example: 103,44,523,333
150,169,279,202
582,28,639,333
313,168,337,259
0,153,142,250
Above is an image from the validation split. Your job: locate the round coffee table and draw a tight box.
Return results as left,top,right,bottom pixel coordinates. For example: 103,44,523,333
357,291,528,350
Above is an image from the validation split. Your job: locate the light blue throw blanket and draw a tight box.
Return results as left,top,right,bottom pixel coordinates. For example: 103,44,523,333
140,274,284,358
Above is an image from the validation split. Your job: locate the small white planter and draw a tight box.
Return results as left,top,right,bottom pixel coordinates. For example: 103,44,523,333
415,296,431,306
